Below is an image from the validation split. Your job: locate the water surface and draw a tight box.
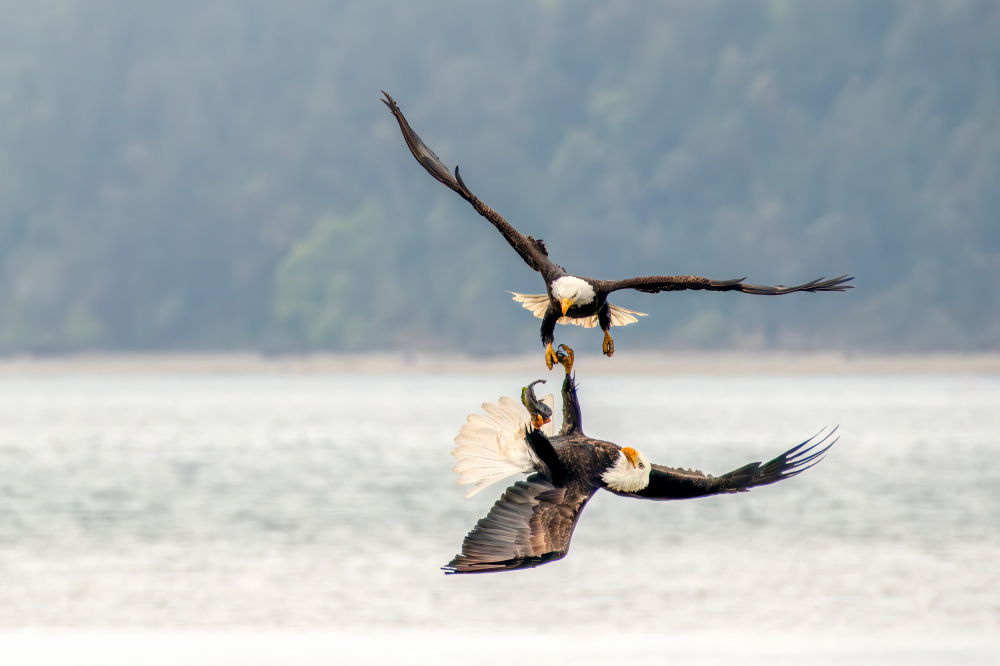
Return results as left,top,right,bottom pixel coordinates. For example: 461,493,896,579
0,373,996,662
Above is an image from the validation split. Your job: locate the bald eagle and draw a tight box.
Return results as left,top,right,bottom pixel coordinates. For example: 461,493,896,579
446,345,835,573
382,92,853,368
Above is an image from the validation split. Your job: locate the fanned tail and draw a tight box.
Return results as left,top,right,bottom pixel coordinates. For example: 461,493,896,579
451,395,556,497
606,302,647,327
509,292,647,328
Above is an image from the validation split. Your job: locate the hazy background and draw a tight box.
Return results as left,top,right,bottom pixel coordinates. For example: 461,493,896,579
2,5,998,662
0,0,997,356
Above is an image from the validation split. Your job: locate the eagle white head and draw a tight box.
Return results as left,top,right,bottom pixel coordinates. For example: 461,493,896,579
551,276,596,314
601,446,652,493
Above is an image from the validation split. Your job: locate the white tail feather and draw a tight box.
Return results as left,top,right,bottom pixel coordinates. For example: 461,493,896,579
509,292,647,328
607,302,648,326
452,394,556,497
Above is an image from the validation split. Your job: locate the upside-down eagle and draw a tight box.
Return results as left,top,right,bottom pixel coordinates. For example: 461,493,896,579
446,345,835,573
382,92,853,369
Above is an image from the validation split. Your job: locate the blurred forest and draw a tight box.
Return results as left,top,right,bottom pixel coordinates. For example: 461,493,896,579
0,0,997,354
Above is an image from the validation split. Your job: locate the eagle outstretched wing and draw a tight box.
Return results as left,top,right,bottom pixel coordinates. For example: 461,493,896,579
610,428,837,501
595,274,853,295
443,477,586,574
382,92,560,279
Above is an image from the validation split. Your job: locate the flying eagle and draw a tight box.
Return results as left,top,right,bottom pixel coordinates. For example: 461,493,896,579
446,345,835,573
382,92,853,369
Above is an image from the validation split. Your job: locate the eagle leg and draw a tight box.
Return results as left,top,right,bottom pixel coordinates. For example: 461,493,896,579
555,344,574,374
602,331,615,357
544,343,558,370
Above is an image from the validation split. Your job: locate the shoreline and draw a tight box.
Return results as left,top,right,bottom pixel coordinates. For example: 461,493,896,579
0,351,997,376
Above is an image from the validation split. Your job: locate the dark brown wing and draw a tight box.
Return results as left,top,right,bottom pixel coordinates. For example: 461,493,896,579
594,274,853,295
610,429,836,501
381,91,559,278
443,477,585,574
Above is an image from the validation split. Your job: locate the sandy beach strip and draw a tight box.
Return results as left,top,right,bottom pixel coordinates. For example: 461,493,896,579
0,351,997,376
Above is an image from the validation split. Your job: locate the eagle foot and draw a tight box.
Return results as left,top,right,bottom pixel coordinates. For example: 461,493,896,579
602,331,615,357
521,380,553,429
544,343,558,370
555,344,574,374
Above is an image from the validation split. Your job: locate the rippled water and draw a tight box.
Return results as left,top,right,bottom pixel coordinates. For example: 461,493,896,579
0,372,996,663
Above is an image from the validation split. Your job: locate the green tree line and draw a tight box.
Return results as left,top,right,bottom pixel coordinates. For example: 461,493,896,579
0,1,996,354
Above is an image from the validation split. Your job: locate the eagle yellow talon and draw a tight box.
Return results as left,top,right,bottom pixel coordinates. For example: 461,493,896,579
530,413,550,429
544,343,557,370
556,344,575,374
521,379,553,429
602,331,615,357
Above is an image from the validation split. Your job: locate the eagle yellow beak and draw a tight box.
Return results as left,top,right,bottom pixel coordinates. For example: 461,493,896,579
560,297,575,315
621,447,638,469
